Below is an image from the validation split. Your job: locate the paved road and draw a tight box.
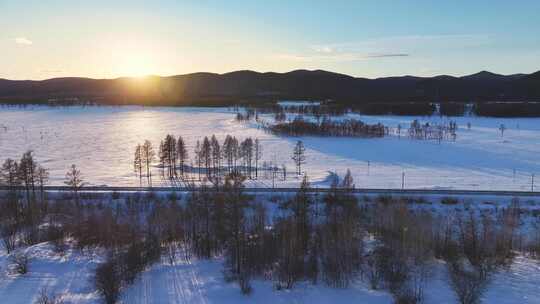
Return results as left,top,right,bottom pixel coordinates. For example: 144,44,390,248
1,186,538,197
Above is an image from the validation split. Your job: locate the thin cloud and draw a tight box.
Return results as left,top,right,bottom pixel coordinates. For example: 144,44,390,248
38,69,64,73
365,53,409,58
15,37,33,45
275,52,409,63
277,34,489,63
311,34,491,54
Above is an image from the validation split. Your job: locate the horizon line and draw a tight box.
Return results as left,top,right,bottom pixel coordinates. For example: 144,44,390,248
1,68,538,82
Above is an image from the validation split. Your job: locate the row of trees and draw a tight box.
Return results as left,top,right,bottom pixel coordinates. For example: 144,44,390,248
149,134,263,181
246,102,540,117
266,116,388,137
133,140,157,186
0,151,84,255
407,119,458,142
135,136,311,186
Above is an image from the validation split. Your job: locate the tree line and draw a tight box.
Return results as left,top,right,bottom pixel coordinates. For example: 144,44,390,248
0,151,86,255
135,135,263,185
135,135,311,187
264,116,388,137
407,119,458,142
245,101,540,117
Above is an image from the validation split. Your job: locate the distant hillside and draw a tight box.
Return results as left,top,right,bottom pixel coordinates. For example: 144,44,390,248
0,69,539,106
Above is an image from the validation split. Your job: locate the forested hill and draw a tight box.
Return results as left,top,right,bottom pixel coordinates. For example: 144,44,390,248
1,69,539,106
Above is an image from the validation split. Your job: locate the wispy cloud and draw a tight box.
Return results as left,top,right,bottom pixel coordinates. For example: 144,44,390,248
311,34,491,53
277,34,489,63
38,69,64,74
15,37,33,45
366,53,409,58
275,52,409,63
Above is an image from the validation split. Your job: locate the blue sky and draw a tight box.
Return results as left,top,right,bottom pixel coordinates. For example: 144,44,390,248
1,0,539,79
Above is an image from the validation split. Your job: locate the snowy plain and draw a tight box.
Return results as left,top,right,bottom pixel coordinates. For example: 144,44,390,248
1,105,539,191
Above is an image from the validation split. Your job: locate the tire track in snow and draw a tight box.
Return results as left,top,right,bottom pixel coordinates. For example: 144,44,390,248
168,255,207,304
168,257,189,304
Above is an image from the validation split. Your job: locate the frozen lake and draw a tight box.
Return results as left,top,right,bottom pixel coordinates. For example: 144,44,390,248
0,105,539,191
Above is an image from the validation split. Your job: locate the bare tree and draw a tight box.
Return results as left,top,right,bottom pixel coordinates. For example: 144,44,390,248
1,158,20,187
134,144,143,186
158,135,177,179
292,140,306,176
211,135,221,177
94,257,121,304
18,150,38,204
36,165,49,205
64,164,85,206
223,135,238,174
499,124,506,137
35,287,65,304
177,136,188,176
201,137,212,177
195,140,202,180
240,138,254,178
10,252,30,274
448,262,490,304
254,138,262,179
141,140,155,186
1,222,18,254
341,169,354,190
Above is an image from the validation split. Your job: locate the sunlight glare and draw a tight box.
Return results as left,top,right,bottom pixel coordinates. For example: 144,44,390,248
122,53,155,77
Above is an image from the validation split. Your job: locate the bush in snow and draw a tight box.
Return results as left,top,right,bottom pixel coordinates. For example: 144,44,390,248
447,260,490,304
440,197,459,205
94,257,122,304
10,252,30,275
35,287,65,304
1,222,18,254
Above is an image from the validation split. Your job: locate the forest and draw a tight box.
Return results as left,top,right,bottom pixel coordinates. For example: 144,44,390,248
247,101,540,118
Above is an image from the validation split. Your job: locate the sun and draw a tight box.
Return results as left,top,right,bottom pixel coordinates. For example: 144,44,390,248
120,53,155,78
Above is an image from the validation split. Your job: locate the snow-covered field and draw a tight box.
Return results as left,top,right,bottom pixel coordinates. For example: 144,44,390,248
1,105,539,191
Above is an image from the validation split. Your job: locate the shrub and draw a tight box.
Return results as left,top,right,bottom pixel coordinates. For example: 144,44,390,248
10,252,30,275
35,287,65,304
448,262,490,304
441,197,459,205
95,257,122,304
1,223,18,254
239,272,252,295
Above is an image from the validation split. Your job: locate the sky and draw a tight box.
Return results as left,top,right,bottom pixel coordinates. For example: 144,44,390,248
1,0,539,80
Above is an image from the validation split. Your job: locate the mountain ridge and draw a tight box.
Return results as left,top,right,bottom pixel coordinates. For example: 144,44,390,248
0,69,539,106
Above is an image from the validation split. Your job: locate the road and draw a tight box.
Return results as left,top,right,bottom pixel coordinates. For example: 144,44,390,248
0,185,538,197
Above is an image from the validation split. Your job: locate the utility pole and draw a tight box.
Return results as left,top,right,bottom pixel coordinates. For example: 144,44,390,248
272,168,275,189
